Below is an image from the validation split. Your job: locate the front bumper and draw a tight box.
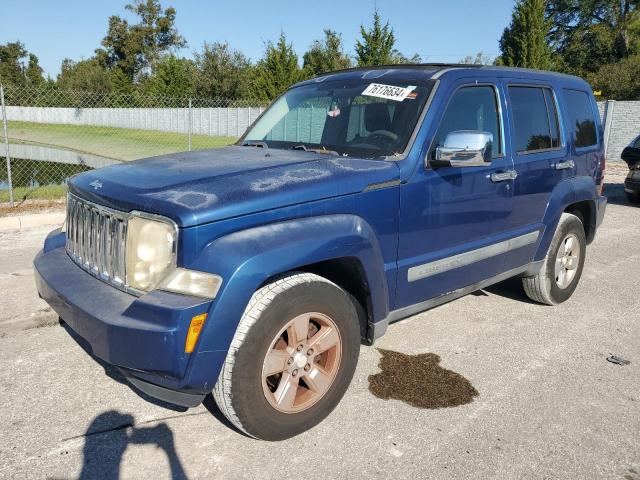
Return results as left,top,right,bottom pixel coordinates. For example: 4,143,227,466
119,369,206,407
624,173,640,197
34,232,217,407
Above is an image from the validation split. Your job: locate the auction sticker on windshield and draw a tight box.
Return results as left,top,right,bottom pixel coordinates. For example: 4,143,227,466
362,83,417,102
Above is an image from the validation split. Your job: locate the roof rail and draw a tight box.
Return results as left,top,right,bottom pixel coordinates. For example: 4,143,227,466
321,63,484,75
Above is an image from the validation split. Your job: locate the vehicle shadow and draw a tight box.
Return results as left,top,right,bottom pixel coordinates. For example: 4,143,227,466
604,181,639,207
78,410,188,480
483,276,539,304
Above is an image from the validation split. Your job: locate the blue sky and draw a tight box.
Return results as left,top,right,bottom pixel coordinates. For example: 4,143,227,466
1,0,515,78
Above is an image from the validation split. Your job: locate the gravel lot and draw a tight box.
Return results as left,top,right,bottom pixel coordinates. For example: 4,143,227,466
0,173,638,480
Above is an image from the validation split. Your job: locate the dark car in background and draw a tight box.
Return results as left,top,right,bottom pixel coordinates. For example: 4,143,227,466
622,134,640,203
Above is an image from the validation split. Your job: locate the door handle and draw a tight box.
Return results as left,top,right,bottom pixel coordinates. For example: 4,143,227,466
553,160,575,170
490,170,518,182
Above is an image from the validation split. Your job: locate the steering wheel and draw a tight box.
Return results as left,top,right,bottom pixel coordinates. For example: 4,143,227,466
368,130,399,142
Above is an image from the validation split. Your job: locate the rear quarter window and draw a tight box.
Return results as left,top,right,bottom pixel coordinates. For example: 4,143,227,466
563,89,598,148
509,86,561,153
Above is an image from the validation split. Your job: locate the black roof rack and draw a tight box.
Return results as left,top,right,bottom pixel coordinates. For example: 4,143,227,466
297,63,584,87
322,63,484,75
399,63,484,69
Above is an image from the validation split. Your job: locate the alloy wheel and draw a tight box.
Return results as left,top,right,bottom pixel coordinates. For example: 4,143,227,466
554,233,581,289
261,312,342,414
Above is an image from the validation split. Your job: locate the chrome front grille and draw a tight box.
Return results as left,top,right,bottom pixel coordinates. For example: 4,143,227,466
66,194,128,288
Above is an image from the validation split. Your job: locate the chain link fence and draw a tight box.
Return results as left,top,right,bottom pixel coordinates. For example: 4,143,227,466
0,83,266,207
5,83,634,211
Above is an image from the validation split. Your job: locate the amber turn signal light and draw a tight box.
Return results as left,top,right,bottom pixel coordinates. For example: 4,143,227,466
185,313,207,353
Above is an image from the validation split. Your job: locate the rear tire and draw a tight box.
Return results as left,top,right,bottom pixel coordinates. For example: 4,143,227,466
213,272,360,441
522,213,586,305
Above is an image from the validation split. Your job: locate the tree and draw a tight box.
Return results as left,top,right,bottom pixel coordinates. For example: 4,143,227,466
460,52,493,65
390,51,422,64
0,41,28,85
303,29,351,76
144,55,195,97
250,32,302,102
95,15,140,81
355,9,396,66
25,54,44,85
546,0,640,75
194,42,253,99
95,0,186,82
588,54,640,99
57,58,113,92
109,67,135,95
499,0,553,70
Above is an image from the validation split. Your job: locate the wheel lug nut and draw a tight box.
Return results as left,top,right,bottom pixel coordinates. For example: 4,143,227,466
292,369,298,377
296,345,303,352
287,357,293,365
304,364,311,371
307,349,313,356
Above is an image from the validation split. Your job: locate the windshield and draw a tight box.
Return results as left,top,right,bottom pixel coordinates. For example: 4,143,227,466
243,78,434,158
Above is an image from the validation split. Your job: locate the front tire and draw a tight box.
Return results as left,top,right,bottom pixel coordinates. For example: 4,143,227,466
213,272,360,440
522,213,586,305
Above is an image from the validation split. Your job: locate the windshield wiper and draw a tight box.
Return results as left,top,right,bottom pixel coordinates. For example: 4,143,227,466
241,141,268,149
291,144,340,156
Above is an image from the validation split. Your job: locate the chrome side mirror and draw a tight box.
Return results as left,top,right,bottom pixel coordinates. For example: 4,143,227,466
432,130,493,167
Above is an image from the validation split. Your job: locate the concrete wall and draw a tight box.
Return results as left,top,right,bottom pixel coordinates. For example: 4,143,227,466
5,102,639,161
5,106,266,138
598,101,640,162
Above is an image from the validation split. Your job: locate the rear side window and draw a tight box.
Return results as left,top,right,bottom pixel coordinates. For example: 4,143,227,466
509,86,561,153
432,85,502,158
564,89,597,148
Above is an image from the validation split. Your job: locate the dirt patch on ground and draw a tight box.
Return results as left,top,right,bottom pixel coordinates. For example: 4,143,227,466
0,308,60,336
368,348,479,409
0,199,65,217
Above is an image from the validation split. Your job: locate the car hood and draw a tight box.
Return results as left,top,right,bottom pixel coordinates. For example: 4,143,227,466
68,146,400,227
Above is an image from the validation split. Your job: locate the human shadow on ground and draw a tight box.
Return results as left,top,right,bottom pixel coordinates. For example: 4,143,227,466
78,411,188,480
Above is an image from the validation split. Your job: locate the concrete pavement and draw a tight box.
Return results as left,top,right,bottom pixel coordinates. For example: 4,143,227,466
0,174,638,479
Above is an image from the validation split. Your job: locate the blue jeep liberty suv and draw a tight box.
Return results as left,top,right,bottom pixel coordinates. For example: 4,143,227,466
35,65,607,440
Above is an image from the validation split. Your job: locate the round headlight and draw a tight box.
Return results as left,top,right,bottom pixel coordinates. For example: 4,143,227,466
125,214,176,291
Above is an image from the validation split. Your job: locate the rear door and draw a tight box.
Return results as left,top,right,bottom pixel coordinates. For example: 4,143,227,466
561,88,601,182
502,82,569,271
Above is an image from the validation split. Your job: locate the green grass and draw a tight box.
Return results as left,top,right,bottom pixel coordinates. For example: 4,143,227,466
2,121,236,205
0,184,68,203
7,121,236,161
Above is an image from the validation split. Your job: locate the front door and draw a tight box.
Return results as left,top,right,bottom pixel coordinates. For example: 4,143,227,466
395,80,518,310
